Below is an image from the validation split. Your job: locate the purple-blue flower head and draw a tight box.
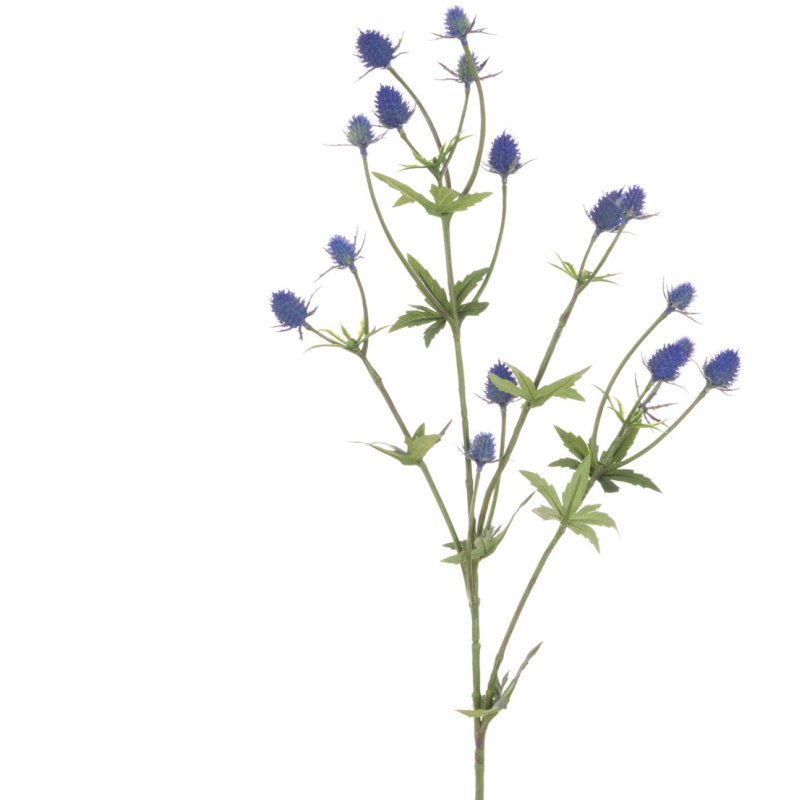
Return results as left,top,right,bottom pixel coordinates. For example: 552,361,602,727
588,185,650,233
704,349,740,390
646,337,695,382
356,29,398,70
621,185,647,220
666,282,696,314
271,290,313,338
466,432,496,471
374,85,412,129
485,361,518,407
345,114,377,154
488,132,522,180
444,6,475,40
456,51,488,84
326,234,360,271
588,189,625,233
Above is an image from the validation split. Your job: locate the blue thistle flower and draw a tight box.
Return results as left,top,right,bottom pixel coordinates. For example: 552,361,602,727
621,185,647,219
666,282,696,314
271,290,314,338
704,349,740,390
345,114,377,154
374,85,412,129
325,234,361,271
466,432,496,471
454,51,489,84
444,6,475,40
588,189,625,233
487,132,522,180
484,361,518,407
646,337,695,382
356,29,398,70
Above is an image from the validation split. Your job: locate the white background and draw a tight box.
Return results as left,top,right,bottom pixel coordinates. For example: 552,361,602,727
2,1,798,798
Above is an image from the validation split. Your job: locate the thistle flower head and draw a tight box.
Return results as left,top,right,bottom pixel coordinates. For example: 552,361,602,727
345,114,377,154
704,349,740,390
487,132,522,180
484,361,518,407
466,432,496,471
588,188,625,233
374,85,412,129
588,185,650,233
621,185,647,219
443,6,475,40
666,282,696,314
457,51,488,83
646,337,695,382
356,29,398,70
271,290,313,338
325,234,361,271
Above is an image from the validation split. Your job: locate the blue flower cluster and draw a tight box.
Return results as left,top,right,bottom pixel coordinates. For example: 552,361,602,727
326,235,360,271
484,361,517,407
488,133,521,179
467,432,496,471
271,290,313,338
345,114,377,154
704,349,740,390
375,85,412,129
646,337,695,382
356,30,398,70
666,282,696,314
589,186,649,233
443,6,475,40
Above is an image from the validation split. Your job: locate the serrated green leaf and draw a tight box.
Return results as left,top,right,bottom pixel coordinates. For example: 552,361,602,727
423,319,447,347
456,708,502,719
598,476,620,493
554,386,585,402
533,366,591,407
612,418,641,462
404,421,450,463
533,506,561,521
566,521,601,552
457,300,489,320
372,172,436,214
549,457,581,469
407,254,449,310
603,469,661,492
390,307,444,332
488,373,528,401
572,504,618,530
554,427,589,459
429,185,493,215
561,455,591,519
441,532,506,564
520,471,563,514
454,268,489,302
448,191,493,212
392,194,416,207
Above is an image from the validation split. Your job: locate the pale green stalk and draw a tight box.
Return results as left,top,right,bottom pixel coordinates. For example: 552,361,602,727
473,181,507,303
352,269,370,356
460,42,486,196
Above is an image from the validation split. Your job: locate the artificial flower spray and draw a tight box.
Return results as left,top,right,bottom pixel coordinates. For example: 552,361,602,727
270,8,740,798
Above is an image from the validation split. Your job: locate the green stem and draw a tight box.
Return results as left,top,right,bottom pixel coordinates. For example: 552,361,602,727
460,42,486,196
473,181,507,303
398,128,441,185
388,66,450,188
616,388,708,467
361,154,448,316
602,380,655,465
352,269,370,356
441,88,471,177
588,311,668,458
357,352,461,551
442,215,474,511
486,524,567,703
474,726,486,800
485,406,506,531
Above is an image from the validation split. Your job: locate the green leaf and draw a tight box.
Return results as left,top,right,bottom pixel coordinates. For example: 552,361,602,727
553,386,585,402
392,194,416,207
561,455,591,519
488,373,528,402
533,505,561,522
429,185,493,215
520,471,563,514
566,521,601,552
423,319,447,347
598,477,620,493
602,469,661,492
457,300,489,321
554,427,589,459
372,172,436,214
441,533,505,564
456,707,502,719
390,306,444,332
454,268,490,302
499,642,543,708
533,366,591,407
407,254,449,311
549,457,581,469
572,503,618,530
362,421,450,466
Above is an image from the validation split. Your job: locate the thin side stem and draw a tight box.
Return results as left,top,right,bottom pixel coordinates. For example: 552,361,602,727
460,42,486,196
473,181,507,303
485,406,507,530
352,269,370,356
616,388,708,467
588,311,668,458
441,88,471,177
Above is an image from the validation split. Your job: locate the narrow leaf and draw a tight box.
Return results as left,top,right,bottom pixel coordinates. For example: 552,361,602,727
500,642,543,707
549,457,581,469
603,469,661,492
561,455,591,518
533,366,591,406
533,506,561,522
390,307,444,332
554,427,589,459
456,708,502,719
372,172,436,213
598,476,620,493
520,471,563,514
454,268,490,302
423,319,447,347
407,254,449,309
457,300,489,320
566,521,601,552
